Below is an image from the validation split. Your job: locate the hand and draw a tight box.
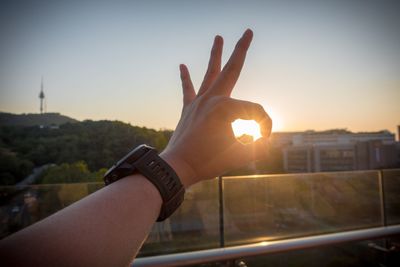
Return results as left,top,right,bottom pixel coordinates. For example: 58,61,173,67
161,29,272,188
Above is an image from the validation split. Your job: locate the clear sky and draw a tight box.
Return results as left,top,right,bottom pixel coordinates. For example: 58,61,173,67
0,0,399,134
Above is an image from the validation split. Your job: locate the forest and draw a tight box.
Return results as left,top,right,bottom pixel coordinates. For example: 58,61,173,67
0,120,172,185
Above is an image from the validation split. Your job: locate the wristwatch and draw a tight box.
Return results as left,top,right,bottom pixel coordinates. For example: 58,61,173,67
104,144,185,221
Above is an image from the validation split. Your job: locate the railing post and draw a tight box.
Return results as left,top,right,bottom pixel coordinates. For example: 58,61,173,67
379,169,389,262
218,176,225,248
378,169,389,256
378,170,387,227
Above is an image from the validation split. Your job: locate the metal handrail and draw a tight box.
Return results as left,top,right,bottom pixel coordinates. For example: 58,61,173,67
133,225,400,267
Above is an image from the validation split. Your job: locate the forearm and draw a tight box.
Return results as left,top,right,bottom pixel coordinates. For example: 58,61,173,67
0,174,162,267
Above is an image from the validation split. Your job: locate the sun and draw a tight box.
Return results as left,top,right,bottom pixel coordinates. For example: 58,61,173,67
231,119,262,144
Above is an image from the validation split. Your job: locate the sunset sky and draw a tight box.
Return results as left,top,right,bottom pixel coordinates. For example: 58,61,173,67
0,0,399,134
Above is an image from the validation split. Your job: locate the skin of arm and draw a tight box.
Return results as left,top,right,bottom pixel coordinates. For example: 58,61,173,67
1,175,162,267
0,29,272,267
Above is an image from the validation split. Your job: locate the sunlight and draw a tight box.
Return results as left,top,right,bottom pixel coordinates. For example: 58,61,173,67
232,119,262,144
266,108,283,132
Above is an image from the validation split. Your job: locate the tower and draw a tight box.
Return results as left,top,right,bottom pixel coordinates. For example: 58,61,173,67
39,77,45,114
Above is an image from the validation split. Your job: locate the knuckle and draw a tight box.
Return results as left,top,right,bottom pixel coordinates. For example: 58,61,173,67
206,68,219,77
254,103,264,111
252,103,265,115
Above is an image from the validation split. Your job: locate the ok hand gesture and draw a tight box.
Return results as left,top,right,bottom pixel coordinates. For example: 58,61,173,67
161,29,272,188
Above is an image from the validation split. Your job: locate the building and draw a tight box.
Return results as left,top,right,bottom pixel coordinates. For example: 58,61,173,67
276,130,398,173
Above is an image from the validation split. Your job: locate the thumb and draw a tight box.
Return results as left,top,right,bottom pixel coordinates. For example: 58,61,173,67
234,137,270,161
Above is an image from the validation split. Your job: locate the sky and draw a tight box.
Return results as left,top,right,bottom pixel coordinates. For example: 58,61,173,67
0,0,399,134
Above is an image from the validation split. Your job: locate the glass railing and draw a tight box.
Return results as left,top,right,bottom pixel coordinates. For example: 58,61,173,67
0,183,103,239
381,169,400,225
223,171,382,246
140,179,220,256
237,238,392,267
0,169,399,258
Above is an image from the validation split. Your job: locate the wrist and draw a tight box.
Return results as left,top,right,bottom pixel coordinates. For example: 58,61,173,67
123,173,163,211
159,151,196,189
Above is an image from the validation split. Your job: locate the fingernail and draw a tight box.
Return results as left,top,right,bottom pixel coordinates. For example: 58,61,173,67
243,29,253,38
214,35,223,43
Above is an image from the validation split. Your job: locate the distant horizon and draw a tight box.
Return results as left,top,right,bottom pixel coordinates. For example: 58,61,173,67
1,110,398,136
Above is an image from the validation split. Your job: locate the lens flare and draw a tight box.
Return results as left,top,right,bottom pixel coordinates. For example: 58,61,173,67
231,119,262,144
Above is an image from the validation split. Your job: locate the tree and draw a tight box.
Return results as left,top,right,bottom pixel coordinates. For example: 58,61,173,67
0,149,33,185
36,161,105,184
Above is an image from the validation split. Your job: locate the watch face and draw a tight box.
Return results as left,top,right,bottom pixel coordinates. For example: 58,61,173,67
116,144,152,166
104,144,155,185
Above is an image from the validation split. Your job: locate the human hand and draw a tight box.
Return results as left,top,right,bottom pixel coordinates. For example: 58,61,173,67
161,29,272,188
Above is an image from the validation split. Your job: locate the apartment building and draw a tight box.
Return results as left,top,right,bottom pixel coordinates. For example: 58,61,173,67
274,130,398,173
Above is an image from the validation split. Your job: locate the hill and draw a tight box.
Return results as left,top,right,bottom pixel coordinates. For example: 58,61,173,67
0,119,173,184
0,112,78,127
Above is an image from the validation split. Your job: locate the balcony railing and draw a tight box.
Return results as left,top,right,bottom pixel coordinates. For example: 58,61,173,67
1,169,399,266
133,225,400,266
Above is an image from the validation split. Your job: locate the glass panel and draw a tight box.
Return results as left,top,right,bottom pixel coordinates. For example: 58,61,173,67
138,179,220,256
223,171,382,246
382,169,400,225
0,183,104,239
239,238,390,267
0,179,220,256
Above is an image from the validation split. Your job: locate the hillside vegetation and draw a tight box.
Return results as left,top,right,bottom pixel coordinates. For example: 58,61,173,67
0,116,172,185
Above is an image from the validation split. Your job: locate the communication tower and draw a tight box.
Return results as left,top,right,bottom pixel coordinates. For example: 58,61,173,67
39,77,45,114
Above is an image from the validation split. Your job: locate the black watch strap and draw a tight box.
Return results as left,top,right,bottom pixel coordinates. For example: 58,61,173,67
133,149,185,221
104,145,185,222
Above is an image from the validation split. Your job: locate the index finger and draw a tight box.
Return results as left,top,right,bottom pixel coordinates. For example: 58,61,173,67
206,29,253,97
219,98,273,138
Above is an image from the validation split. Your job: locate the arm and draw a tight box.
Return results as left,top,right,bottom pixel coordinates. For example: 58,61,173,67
1,175,162,267
0,29,272,267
